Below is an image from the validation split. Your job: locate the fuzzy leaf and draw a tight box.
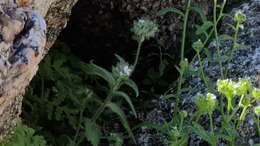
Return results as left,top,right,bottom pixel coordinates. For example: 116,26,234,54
81,63,115,87
113,91,137,117
190,5,207,22
84,119,102,146
124,79,139,97
106,102,135,143
196,21,213,35
158,7,184,17
192,122,218,145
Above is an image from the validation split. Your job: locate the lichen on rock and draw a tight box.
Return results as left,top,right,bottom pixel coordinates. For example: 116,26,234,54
0,3,46,139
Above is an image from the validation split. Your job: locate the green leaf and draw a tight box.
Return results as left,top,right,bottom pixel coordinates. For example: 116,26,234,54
192,122,217,145
84,118,102,146
52,58,66,69
220,120,238,142
218,34,234,41
106,102,136,143
113,91,137,117
158,7,184,17
196,21,213,35
124,79,139,97
115,54,126,64
190,5,207,22
81,63,115,87
132,122,162,132
164,94,176,99
225,23,236,31
6,123,47,146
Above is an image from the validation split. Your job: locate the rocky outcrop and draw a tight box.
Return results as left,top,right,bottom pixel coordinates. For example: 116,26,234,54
0,0,78,139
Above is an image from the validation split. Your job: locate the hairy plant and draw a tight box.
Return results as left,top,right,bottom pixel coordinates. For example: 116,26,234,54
22,18,158,146
23,45,138,146
3,123,47,146
192,78,260,145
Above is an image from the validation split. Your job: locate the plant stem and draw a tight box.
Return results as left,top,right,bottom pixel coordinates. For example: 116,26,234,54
92,91,113,122
197,52,209,89
239,107,248,121
180,114,184,130
227,98,232,115
175,0,191,113
73,108,84,145
190,0,226,66
228,106,239,122
224,22,240,77
213,0,224,79
209,113,214,134
257,117,260,136
132,40,143,72
237,106,248,127
92,78,122,122
175,73,183,113
180,0,191,61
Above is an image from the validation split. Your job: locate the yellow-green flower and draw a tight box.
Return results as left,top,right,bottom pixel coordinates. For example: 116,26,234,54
193,93,217,115
254,106,260,116
252,88,260,100
234,10,246,24
217,79,236,99
234,78,251,96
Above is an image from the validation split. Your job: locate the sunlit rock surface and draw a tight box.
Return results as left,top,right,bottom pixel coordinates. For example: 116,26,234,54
0,4,46,139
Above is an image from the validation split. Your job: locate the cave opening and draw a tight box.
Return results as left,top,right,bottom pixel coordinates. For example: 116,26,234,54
59,0,136,67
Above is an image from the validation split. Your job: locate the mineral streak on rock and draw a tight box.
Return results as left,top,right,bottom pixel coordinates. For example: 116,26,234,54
0,4,46,81
0,4,46,139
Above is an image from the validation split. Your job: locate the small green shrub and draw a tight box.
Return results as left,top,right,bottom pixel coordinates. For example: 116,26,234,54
4,123,47,146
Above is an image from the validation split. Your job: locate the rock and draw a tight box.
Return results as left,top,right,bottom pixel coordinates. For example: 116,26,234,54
0,0,78,140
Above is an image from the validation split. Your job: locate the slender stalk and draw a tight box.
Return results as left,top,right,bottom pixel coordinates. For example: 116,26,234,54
209,113,214,134
197,52,209,88
175,73,183,112
41,76,45,98
224,22,240,77
175,0,191,113
239,107,248,121
237,106,248,127
132,40,143,72
209,113,217,146
228,106,239,122
92,77,123,122
213,0,224,79
190,0,226,65
257,117,260,136
195,111,202,122
73,108,84,145
180,115,184,130
180,0,191,61
92,90,114,122
227,98,232,115
73,96,91,145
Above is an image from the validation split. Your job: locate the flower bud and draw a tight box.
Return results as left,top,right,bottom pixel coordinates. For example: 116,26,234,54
234,10,246,24
131,19,159,43
254,106,260,116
